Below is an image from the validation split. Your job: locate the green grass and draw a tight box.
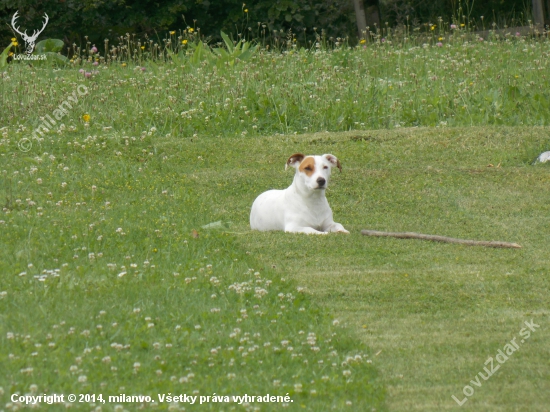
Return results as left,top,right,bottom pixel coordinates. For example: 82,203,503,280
1,35,550,411
203,127,550,412
150,126,548,411
2,34,550,138
0,129,384,410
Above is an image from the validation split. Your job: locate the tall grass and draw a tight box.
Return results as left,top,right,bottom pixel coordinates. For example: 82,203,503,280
2,27,549,145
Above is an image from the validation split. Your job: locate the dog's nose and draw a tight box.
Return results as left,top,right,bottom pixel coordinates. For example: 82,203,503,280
316,177,326,187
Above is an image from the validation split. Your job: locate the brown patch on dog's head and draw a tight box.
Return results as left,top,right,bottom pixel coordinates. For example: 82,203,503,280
285,153,305,170
298,156,316,176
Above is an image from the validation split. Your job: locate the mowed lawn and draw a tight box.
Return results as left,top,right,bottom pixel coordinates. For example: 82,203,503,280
163,126,550,411
1,122,549,411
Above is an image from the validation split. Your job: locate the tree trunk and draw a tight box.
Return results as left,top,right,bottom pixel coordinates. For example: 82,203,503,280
353,0,367,39
364,0,381,29
532,0,545,26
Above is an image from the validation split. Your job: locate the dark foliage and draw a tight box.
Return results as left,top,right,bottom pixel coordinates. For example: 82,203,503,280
382,0,532,28
0,0,534,51
0,0,355,51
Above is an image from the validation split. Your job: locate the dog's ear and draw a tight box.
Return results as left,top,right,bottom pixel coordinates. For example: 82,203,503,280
285,153,305,170
323,154,342,172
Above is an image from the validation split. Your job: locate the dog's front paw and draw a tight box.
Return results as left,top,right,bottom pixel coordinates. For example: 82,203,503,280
286,226,328,235
328,223,349,234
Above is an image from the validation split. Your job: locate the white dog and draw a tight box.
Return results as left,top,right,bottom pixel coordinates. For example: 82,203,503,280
534,151,550,164
250,153,349,235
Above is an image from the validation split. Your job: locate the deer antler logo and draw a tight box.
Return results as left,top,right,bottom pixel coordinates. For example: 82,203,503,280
11,11,49,55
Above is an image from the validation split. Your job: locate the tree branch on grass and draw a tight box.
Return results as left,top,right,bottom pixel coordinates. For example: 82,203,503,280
361,230,521,249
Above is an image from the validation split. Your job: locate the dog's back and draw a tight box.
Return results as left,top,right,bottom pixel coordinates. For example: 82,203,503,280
250,189,287,231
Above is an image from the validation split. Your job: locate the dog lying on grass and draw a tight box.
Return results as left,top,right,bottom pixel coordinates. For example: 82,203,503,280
250,153,349,235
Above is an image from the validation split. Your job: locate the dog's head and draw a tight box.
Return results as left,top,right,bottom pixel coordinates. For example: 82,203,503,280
285,153,342,191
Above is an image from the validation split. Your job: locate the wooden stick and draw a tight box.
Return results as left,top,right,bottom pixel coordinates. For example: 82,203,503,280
361,230,521,249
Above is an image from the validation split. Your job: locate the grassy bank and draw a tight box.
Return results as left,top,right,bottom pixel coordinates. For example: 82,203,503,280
0,128,383,411
2,34,550,141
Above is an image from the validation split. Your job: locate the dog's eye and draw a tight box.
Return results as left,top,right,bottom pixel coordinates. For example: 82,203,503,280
323,166,328,169
305,166,312,171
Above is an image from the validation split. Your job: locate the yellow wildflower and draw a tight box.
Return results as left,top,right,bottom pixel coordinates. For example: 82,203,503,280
182,39,188,45
169,31,176,35
11,37,16,41
244,9,248,13
12,41,18,46
141,46,145,50
360,39,366,44
188,28,194,33
430,25,436,30
82,114,91,122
